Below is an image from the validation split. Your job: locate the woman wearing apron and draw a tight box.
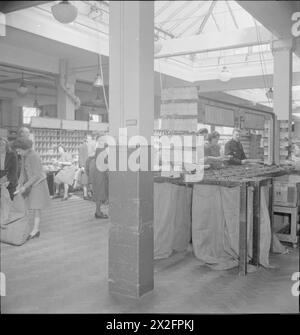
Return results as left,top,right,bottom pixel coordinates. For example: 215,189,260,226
13,138,51,240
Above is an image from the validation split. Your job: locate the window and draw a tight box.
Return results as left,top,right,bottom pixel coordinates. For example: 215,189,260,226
23,107,39,124
215,126,234,135
90,114,102,122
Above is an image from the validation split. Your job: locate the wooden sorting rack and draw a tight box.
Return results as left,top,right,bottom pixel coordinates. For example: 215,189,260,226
154,165,296,276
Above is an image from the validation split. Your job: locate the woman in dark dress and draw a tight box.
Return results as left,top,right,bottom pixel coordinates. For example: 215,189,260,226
0,137,18,200
13,138,51,239
86,147,108,219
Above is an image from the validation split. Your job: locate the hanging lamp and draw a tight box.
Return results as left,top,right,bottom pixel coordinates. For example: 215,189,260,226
33,85,40,110
93,74,103,87
17,73,28,96
218,66,232,82
266,88,274,100
51,1,78,24
93,54,103,87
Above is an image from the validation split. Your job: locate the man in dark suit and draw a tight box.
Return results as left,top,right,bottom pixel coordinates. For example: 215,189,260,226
224,128,247,165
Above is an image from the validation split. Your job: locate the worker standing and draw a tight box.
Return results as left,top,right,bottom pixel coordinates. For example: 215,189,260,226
224,128,247,165
204,131,231,169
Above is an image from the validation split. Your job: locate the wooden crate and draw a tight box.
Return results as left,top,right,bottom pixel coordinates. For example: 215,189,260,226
273,176,300,207
273,205,299,248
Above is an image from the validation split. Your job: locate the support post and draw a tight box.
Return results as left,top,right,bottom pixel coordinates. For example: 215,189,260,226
108,1,154,298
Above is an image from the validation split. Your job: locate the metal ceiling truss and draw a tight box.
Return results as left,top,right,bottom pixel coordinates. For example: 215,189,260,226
155,1,173,18
166,1,202,34
226,1,239,29
196,1,217,35
177,1,213,37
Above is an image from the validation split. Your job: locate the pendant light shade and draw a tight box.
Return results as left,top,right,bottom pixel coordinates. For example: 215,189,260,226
17,73,28,96
17,81,28,96
93,54,103,87
266,88,274,100
93,74,103,87
51,1,78,24
33,86,40,110
94,88,104,104
218,66,232,82
33,99,40,109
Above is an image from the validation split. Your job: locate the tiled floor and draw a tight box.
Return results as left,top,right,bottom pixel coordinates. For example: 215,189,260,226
1,196,299,313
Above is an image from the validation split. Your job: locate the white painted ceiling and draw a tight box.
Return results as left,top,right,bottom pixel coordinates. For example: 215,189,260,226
0,1,299,112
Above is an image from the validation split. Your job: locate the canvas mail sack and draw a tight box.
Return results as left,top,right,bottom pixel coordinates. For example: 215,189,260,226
0,185,31,246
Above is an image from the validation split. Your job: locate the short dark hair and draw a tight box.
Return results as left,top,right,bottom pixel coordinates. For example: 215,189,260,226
207,131,220,142
13,138,33,150
198,128,208,135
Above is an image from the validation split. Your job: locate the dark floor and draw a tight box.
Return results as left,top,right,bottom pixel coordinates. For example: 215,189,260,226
1,196,299,314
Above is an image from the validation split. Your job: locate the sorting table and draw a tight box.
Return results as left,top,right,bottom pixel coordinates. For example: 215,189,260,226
154,164,296,275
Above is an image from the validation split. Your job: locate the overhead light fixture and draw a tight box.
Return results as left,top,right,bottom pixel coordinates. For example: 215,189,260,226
293,112,300,118
266,88,274,100
94,89,104,104
51,1,78,24
33,99,40,109
93,54,103,87
17,73,28,96
33,86,40,111
33,98,40,109
93,74,103,87
218,66,232,82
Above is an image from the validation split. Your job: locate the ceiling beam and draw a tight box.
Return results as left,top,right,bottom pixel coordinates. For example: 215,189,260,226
0,1,52,13
211,12,220,32
237,1,300,59
166,2,199,34
226,2,239,30
237,1,297,40
177,1,209,37
155,25,274,58
5,10,109,56
195,73,300,92
155,1,172,18
196,1,216,35
154,26,175,39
